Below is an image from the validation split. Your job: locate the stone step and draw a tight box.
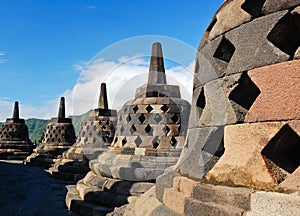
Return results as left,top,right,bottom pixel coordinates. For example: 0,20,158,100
192,184,253,211
163,187,187,215
76,179,129,208
66,185,113,216
184,198,246,216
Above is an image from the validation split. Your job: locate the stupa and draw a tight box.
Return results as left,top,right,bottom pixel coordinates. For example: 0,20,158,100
0,101,33,160
65,42,191,215
117,1,300,215
24,97,76,168
49,83,117,181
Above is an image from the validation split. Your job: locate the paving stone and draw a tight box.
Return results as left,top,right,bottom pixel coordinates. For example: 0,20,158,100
245,60,300,122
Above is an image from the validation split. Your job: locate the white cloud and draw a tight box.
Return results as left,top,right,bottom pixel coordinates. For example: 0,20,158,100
86,5,96,10
0,51,6,64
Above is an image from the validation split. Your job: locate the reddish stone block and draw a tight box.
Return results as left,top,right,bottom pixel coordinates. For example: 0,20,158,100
245,60,300,122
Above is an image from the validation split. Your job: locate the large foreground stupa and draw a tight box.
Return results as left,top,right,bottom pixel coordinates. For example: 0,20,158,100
65,42,191,215
24,97,76,168
49,83,117,181
109,1,300,215
0,102,33,160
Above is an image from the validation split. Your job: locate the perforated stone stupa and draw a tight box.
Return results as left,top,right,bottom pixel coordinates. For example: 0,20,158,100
65,42,191,215
49,83,117,181
0,101,33,160
113,1,300,216
24,97,76,168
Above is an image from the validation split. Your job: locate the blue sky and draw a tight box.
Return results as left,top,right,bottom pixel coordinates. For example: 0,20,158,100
0,0,223,120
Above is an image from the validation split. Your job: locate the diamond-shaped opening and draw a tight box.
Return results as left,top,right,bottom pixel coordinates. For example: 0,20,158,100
133,105,139,113
241,0,265,17
126,115,132,123
102,125,106,130
145,124,153,135
88,131,93,137
120,125,124,133
229,72,260,110
98,120,102,125
146,105,153,113
129,124,137,135
164,126,170,135
170,136,177,147
267,13,300,57
154,114,163,123
134,136,142,146
110,125,115,132
171,114,179,124
196,87,206,109
161,104,169,113
93,125,97,131
152,137,160,149
58,138,61,143
138,114,146,124
262,125,300,183
106,121,110,125
206,16,217,32
97,131,102,136
122,137,127,146
213,37,235,63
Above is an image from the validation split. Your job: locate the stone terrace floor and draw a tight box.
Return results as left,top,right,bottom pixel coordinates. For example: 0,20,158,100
0,160,75,216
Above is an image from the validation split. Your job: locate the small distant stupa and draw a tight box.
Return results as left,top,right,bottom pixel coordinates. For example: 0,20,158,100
24,97,76,168
0,101,33,160
49,83,117,181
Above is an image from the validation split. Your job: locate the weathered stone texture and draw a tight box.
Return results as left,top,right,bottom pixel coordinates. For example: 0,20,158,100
245,60,300,122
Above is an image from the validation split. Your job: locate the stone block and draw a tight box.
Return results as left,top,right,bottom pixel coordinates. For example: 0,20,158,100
192,184,252,210
196,36,228,85
184,198,245,216
156,169,181,202
225,10,290,74
207,0,251,41
280,167,300,192
247,191,300,216
245,60,300,122
163,188,186,215
262,0,300,15
175,126,224,179
206,122,291,190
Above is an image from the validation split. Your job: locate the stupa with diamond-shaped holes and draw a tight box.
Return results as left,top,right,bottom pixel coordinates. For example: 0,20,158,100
65,42,191,215
24,97,76,168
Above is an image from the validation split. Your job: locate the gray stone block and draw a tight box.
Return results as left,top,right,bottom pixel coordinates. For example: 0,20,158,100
225,10,290,75
175,126,224,179
262,0,300,15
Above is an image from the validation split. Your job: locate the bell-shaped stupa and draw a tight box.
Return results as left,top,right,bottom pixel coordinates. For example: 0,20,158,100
49,83,117,181
65,42,191,215
24,97,76,168
0,101,33,160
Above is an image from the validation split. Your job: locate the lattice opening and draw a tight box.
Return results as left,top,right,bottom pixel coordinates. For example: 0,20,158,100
146,105,153,113
196,87,206,109
164,126,170,135
170,136,177,147
138,114,146,124
152,137,160,149
120,125,124,133
134,136,142,146
213,37,235,63
133,105,139,113
145,124,153,135
126,115,132,123
262,125,300,177
229,72,260,110
207,17,217,32
171,114,179,123
161,104,169,113
241,0,265,17
154,114,162,123
129,125,137,135
267,13,300,57
122,137,127,146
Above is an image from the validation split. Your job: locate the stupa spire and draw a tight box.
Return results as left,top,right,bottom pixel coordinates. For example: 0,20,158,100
58,97,66,119
98,83,108,109
13,101,19,119
148,42,167,85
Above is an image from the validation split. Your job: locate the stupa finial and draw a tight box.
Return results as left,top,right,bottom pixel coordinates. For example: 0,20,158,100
13,101,19,119
98,83,108,109
148,42,167,85
58,97,65,119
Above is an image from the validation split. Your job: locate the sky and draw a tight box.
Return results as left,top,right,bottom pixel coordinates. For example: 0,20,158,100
0,0,223,121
